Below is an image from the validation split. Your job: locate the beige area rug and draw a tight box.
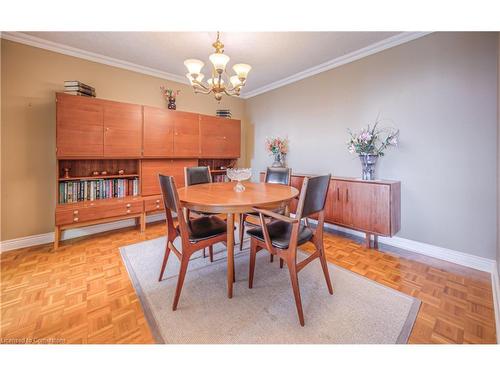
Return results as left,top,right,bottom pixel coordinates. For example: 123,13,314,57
120,236,420,344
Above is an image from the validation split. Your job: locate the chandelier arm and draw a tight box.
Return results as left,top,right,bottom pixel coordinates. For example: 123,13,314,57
194,88,212,95
193,80,210,91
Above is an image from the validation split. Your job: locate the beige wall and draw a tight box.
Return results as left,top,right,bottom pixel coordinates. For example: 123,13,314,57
246,32,498,259
0,39,247,241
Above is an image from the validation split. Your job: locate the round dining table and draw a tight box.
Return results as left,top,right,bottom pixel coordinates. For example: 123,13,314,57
177,181,299,298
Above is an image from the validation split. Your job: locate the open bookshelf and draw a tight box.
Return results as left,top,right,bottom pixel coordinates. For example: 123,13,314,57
57,159,140,205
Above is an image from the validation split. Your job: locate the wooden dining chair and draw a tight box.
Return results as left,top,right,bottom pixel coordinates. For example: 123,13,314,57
239,167,292,252
158,174,229,311
247,174,333,326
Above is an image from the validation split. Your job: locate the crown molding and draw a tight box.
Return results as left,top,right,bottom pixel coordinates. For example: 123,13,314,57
0,31,188,85
240,31,432,99
1,31,431,100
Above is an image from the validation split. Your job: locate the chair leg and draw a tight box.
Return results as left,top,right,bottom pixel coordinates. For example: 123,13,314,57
249,240,258,289
318,244,334,295
172,254,190,311
209,245,214,262
239,214,245,251
202,248,206,258
280,258,284,269
270,254,274,263
287,262,305,326
158,241,171,282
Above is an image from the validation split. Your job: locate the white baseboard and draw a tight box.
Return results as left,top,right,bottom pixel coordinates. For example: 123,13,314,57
0,213,165,253
321,222,497,274
491,265,500,344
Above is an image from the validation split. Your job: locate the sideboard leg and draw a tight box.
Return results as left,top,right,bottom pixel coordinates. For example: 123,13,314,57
364,233,371,248
54,226,60,250
140,213,146,233
373,235,379,249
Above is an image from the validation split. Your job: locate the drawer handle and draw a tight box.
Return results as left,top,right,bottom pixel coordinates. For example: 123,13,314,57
156,205,160,209
73,217,79,222
126,209,131,214
73,210,79,214
155,199,160,203
126,203,131,208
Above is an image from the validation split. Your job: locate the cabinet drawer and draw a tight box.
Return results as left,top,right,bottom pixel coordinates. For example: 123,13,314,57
56,199,142,226
85,200,142,221
144,196,164,212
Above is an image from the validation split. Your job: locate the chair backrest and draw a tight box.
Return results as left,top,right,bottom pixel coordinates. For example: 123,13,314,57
158,174,180,213
185,166,212,186
296,174,331,219
265,167,291,185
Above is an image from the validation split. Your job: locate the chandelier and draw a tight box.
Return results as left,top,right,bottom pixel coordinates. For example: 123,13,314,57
184,32,252,101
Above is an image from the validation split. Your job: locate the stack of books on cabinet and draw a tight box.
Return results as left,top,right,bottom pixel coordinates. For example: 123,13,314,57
216,109,232,118
64,81,96,97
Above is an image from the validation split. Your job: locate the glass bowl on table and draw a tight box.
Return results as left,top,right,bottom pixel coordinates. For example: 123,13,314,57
226,168,252,192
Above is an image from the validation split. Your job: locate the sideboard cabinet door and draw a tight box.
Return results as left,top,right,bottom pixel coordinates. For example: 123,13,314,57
345,181,391,235
103,101,142,157
56,93,103,158
143,106,174,157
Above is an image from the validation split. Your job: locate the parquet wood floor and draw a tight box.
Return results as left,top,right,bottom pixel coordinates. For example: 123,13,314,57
1,221,497,344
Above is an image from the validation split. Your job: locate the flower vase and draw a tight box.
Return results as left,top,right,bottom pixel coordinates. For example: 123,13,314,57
272,153,284,167
167,97,176,110
359,154,378,180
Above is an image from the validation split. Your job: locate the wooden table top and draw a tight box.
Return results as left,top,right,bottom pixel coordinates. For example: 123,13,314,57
177,182,299,214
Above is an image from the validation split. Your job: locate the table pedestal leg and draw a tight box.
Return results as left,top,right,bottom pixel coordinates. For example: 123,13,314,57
227,213,235,298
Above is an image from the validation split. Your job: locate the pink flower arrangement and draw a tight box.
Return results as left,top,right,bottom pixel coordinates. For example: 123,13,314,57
347,118,399,157
160,86,180,100
265,136,289,156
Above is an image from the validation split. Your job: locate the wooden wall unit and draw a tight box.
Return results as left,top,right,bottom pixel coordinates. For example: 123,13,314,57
260,172,401,249
54,93,241,248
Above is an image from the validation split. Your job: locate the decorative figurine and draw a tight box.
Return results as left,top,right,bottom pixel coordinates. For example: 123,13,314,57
63,168,70,179
101,171,108,176
118,169,125,175
92,171,100,176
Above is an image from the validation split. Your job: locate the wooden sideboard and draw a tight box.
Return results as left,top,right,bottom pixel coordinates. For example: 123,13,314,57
260,172,401,249
54,93,241,248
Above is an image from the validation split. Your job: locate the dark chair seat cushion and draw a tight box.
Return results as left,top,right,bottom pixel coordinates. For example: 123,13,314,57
247,220,314,249
185,215,228,242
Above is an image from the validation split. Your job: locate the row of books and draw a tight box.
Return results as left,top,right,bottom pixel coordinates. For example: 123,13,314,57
58,178,139,204
64,80,96,97
216,109,232,118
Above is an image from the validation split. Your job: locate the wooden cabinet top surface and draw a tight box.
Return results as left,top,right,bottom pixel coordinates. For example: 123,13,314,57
56,92,242,121
259,171,400,185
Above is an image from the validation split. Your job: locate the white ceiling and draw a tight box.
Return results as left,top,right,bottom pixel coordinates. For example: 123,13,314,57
18,32,419,97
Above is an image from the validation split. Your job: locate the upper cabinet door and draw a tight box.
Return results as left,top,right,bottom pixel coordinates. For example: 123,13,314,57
173,111,200,157
143,106,174,157
200,115,241,158
103,101,142,157
56,93,104,158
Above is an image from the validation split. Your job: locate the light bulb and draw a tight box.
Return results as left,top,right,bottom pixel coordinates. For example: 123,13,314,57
233,63,251,80
184,59,204,76
209,53,230,73
186,73,204,86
